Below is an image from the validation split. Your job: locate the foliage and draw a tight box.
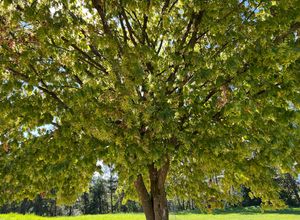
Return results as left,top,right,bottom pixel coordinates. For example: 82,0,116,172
241,186,262,207
241,174,300,208
0,175,140,216
0,0,299,215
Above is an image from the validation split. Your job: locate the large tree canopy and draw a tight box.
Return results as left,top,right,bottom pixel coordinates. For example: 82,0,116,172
0,0,300,219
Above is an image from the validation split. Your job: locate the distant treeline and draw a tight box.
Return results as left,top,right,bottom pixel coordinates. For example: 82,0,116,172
1,173,299,216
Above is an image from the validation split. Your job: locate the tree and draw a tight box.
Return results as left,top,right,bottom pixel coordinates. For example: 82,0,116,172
0,0,300,220
277,173,300,207
80,193,90,215
89,177,109,214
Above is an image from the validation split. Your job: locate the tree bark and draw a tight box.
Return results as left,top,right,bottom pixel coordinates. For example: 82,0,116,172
149,163,169,220
135,175,155,220
134,160,169,220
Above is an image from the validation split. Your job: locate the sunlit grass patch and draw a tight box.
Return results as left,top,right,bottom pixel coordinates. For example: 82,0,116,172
1,209,300,220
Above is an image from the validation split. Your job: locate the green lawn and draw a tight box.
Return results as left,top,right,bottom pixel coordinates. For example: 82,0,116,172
1,209,299,220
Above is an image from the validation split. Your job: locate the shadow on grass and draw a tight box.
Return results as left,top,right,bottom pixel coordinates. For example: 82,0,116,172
214,207,300,215
172,207,300,215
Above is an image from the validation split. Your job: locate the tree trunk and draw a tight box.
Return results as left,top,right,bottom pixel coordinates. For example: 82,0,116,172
68,206,73,216
99,198,102,213
134,160,169,220
110,187,113,213
109,164,114,213
135,175,155,220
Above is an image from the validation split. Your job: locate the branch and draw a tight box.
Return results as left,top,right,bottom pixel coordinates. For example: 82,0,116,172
92,0,112,36
158,157,170,186
79,57,108,74
212,81,283,122
166,11,205,87
179,14,194,48
212,41,230,59
89,45,105,60
37,86,70,110
192,0,247,51
166,74,193,95
154,0,172,45
166,65,179,83
156,38,164,54
51,122,61,129
202,64,249,105
118,13,128,44
186,10,205,49
244,0,263,22
252,82,282,98
7,68,29,80
142,12,149,45
85,69,95,78
61,37,109,75
74,75,83,86
275,22,300,44
134,175,154,219
7,68,71,110
91,0,124,54
162,0,170,13
143,0,151,46
127,10,151,46
168,0,179,13
120,8,138,46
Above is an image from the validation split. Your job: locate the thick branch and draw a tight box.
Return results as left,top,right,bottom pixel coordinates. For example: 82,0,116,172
180,14,194,48
158,158,170,186
134,175,154,220
142,13,149,45
149,160,169,220
118,13,128,44
186,10,205,49
92,0,112,36
168,0,178,13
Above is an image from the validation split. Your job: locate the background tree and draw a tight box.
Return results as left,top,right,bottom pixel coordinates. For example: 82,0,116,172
241,186,262,207
0,1,300,220
89,176,109,214
277,173,300,207
0,172,142,216
80,192,90,215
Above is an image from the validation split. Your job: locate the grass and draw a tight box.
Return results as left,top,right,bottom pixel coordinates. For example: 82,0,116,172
0,208,299,220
